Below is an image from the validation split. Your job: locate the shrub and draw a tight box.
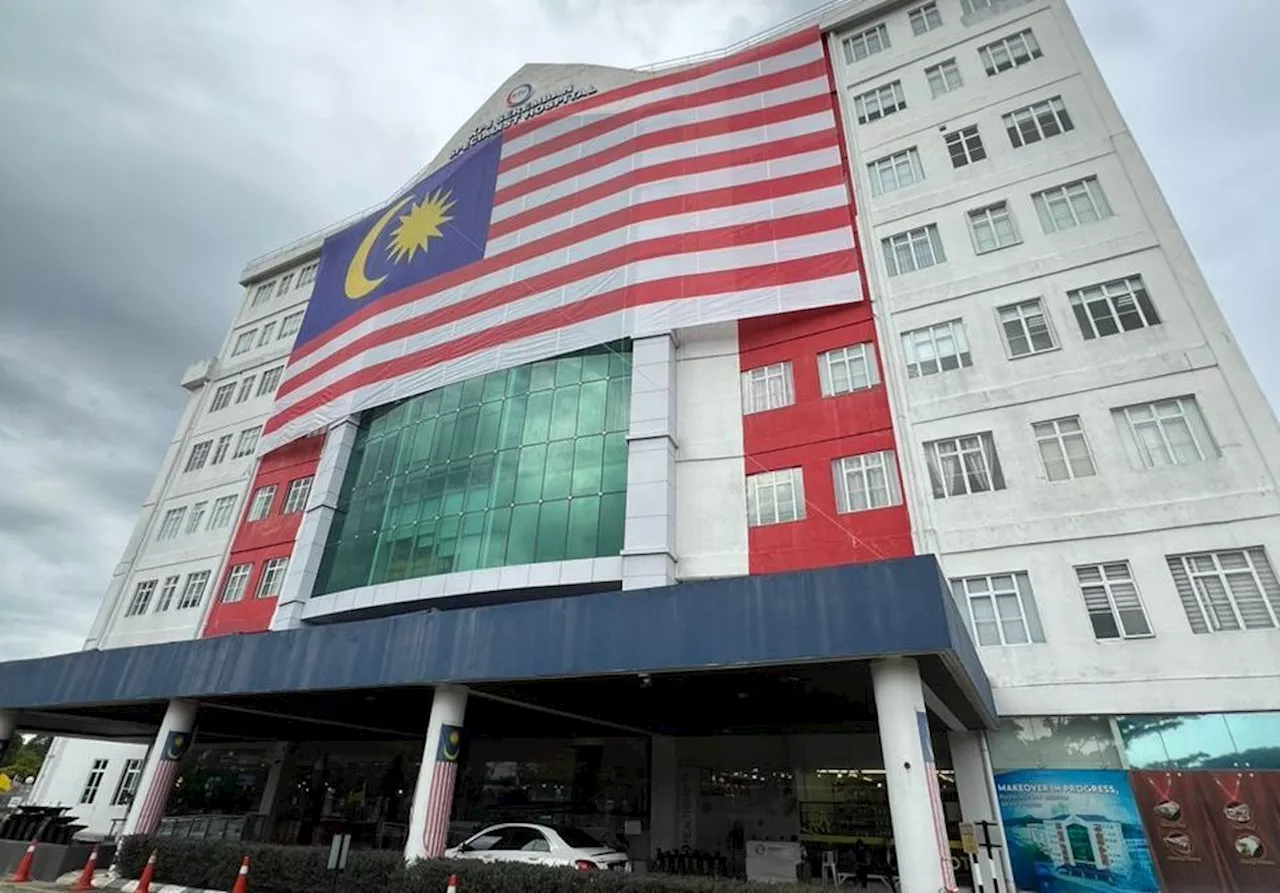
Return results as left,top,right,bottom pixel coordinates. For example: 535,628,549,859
117,836,808,893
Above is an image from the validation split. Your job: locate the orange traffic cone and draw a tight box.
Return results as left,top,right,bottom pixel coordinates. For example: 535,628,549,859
9,838,36,882
229,855,250,893
135,849,158,893
445,874,459,893
70,843,99,891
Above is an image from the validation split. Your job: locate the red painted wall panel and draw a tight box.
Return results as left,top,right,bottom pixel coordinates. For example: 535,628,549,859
739,306,914,575
201,434,324,638
735,40,915,576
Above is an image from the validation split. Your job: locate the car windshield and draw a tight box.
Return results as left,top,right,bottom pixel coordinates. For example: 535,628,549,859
554,827,607,849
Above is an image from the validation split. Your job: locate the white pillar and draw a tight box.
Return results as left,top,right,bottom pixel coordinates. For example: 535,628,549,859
257,741,294,817
123,700,198,836
270,418,360,630
405,685,468,862
621,333,678,589
649,735,677,858
872,658,953,893
0,710,14,763
948,731,1015,890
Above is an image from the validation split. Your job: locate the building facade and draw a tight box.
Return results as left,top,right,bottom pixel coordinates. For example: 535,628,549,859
7,1,1279,891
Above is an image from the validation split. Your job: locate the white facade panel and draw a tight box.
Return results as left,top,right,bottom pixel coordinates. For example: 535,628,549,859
833,0,1280,721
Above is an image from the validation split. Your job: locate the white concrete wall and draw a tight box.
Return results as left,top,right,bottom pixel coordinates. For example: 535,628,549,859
27,738,149,836
673,322,749,580
830,0,1280,717
95,261,317,648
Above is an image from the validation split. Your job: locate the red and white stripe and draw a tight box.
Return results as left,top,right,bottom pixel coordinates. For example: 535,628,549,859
261,28,859,453
421,759,458,859
134,759,180,835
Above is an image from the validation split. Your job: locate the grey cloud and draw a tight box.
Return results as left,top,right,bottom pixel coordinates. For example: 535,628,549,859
0,0,1275,662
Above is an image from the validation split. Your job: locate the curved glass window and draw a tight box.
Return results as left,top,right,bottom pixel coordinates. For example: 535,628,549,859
314,344,630,595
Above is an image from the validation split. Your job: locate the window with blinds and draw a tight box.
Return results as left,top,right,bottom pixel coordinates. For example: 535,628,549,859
1166,548,1280,633
1075,563,1152,639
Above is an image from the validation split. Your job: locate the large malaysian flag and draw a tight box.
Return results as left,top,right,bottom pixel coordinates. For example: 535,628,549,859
259,27,861,453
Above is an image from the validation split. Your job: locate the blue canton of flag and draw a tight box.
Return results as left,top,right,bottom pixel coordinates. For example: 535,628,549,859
436,724,464,763
296,137,504,347
162,730,193,762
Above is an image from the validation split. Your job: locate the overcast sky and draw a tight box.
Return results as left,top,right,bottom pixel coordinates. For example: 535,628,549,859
0,0,1276,660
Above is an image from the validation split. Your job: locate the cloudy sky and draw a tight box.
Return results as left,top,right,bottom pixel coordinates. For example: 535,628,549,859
0,0,1276,659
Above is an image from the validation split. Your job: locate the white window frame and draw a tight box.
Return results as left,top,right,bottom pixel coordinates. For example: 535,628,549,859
843,23,891,64
741,362,795,415
297,262,319,287
282,476,313,515
1075,563,1153,640
968,202,1021,253
1112,396,1218,470
177,571,211,610
156,507,186,541
257,322,277,346
854,81,907,124
250,282,275,307
231,330,256,356
952,572,1045,646
80,759,109,805
256,557,290,598
882,224,945,276
944,125,986,167
996,298,1056,358
207,495,239,530
124,580,157,617
184,440,212,472
1033,177,1112,233
960,0,993,12
818,343,879,396
1032,416,1096,481
220,564,252,604
210,433,233,465
233,427,262,459
979,29,1043,76
924,432,1005,498
209,383,236,412
247,485,278,522
155,575,180,612
867,147,924,196
184,501,208,534
1003,97,1073,148
257,366,285,397
746,468,806,526
1168,548,1280,633
279,311,304,339
276,272,294,295
235,375,257,404
1068,275,1160,340
111,758,144,807
901,319,972,378
909,2,942,34
832,451,901,513
925,58,963,97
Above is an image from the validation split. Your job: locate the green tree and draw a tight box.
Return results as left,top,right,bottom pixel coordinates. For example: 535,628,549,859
2,734,52,781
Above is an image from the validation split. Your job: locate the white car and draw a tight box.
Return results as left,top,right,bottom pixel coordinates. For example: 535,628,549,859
446,822,630,871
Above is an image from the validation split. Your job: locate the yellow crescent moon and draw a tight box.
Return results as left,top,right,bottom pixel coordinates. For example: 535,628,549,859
344,196,413,300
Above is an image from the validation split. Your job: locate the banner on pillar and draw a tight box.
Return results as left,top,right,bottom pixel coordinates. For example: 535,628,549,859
1130,769,1280,892
994,768,1159,892
917,712,958,892
436,724,464,763
162,730,193,762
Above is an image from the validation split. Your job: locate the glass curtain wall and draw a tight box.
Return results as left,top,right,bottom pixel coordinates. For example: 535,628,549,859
316,344,631,596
